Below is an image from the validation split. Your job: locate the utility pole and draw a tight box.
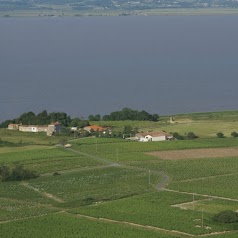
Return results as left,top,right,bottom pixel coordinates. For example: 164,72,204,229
116,149,119,164
193,193,195,211
149,170,151,185
202,210,204,228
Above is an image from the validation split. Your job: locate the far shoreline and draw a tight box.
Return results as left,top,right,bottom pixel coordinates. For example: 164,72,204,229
1,8,238,18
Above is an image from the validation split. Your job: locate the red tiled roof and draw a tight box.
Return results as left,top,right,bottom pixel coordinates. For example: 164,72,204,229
84,125,105,132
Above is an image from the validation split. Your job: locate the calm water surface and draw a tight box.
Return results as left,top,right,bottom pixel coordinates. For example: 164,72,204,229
0,16,238,121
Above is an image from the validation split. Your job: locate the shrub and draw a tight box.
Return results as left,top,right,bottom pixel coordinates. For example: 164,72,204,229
0,164,39,182
172,132,184,140
217,132,225,138
53,172,61,176
231,131,238,138
213,210,238,223
187,132,198,139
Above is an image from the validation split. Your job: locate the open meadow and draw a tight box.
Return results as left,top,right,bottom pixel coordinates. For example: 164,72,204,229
1,114,238,237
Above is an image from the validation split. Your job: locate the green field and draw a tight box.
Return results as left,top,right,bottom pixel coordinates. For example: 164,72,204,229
0,128,69,145
0,213,178,238
1,113,238,237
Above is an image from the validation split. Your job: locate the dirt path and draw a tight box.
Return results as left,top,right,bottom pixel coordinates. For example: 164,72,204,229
66,148,118,166
41,164,114,177
21,182,64,203
174,172,238,183
163,188,238,202
0,211,64,224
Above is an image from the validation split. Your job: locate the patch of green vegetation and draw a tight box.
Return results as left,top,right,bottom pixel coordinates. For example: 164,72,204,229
0,147,103,174
0,129,67,145
0,198,58,222
0,213,177,238
72,137,238,159
169,174,238,199
127,156,238,181
71,191,236,235
28,167,160,206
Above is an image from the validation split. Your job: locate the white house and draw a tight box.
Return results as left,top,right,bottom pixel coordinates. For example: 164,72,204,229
135,132,173,142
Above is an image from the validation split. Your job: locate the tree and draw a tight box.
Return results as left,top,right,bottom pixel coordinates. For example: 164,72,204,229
217,132,225,138
102,108,159,121
88,114,101,121
172,132,184,140
0,164,38,182
231,131,238,138
213,210,238,223
0,165,10,181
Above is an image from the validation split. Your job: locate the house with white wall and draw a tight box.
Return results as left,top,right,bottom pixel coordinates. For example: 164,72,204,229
135,132,173,142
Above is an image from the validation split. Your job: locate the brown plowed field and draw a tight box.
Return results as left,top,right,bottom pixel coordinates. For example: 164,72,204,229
147,148,238,160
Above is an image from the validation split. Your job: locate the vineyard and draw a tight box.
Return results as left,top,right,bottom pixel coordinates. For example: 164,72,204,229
1,135,238,237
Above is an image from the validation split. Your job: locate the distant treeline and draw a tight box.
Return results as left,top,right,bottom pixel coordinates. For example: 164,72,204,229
88,108,159,122
0,110,89,128
0,108,159,128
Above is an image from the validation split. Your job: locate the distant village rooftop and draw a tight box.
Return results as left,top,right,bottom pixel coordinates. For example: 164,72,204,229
84,125,105,132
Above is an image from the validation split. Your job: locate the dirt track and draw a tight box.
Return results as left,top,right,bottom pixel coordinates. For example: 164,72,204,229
147,147,238,160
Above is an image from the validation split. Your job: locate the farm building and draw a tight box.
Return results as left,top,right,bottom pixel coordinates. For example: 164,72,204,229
47,122,61,136
8,122,61,136
19,125,48,133
8,124,20,130
135,132,173,142
84,125,105,132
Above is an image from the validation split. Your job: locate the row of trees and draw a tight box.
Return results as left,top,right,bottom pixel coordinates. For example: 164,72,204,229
172,131,238,140
0,108,159,128
0,110,89,128
89,108,159,122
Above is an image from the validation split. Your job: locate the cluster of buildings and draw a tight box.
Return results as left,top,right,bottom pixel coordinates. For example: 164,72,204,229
8,122,61,136
8,122,173,142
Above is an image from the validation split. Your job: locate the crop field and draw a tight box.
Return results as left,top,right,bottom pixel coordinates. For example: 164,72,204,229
0,146,104,173
171,198,238,214
71,191,236,235
0,198,58,222
168,174,238,199
28,167,160,205
72,137,238,160
126,155,238,181
0,213,178,238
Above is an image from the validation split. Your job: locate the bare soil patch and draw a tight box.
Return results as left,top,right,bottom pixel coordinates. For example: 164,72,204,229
147,148,238,160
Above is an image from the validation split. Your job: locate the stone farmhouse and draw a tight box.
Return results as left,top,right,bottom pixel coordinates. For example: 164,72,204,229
135,132,173,142
8,122,61,136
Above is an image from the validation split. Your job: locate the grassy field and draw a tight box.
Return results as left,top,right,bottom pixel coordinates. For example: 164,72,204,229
92,110,238,137
0,128,69,145
2,114,238,237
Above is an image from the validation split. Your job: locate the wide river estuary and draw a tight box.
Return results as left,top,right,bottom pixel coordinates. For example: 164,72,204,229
0,16,238,120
